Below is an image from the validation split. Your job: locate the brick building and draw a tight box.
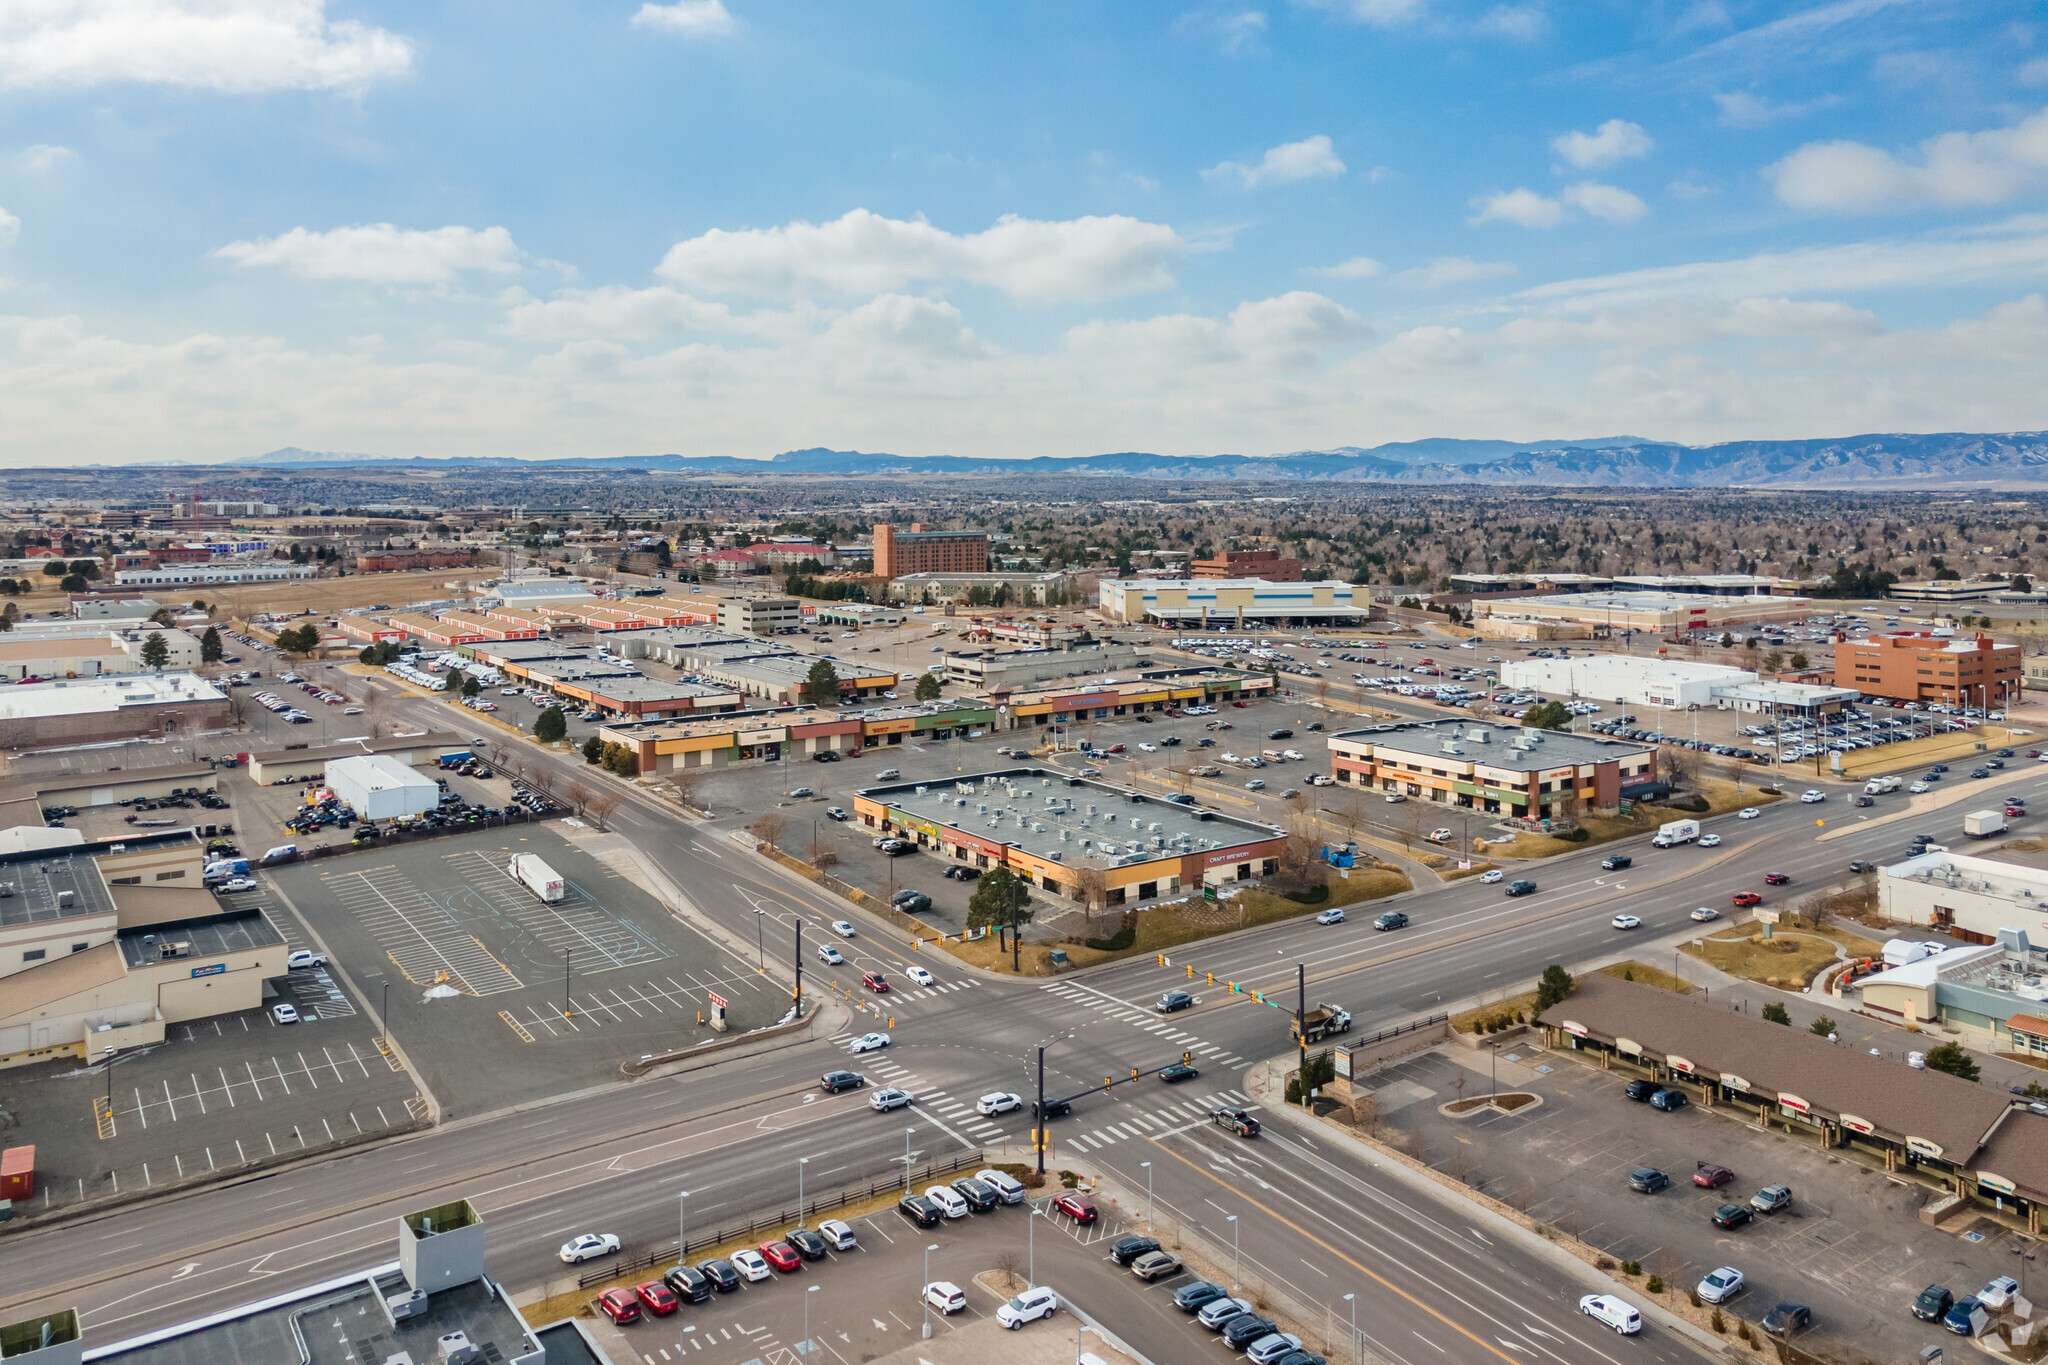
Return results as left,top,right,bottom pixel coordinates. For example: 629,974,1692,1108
1190,548,1303,581
1832,632,2021,707
872,522,989,580
355,549,475,573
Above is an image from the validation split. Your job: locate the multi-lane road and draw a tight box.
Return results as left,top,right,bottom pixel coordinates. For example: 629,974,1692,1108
4,665,2036,1365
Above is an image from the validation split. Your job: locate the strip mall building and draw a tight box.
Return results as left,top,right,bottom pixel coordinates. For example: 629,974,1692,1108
1327,720,1657,818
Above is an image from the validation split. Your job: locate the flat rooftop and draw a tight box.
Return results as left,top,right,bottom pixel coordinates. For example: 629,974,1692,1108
87,1268,532,1365
1491,591,1796,612
246,731,464,766
1332,719,1653,770
0,672,225,720
581,676,733,702
607,706,848,740
0,843,115,926
860,767,1279,869
118,908,284,968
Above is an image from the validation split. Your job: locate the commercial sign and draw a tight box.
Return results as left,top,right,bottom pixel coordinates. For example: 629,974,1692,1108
190,963,226,978
1906,1136,1946,1160
708,990,728,1010
738,729,784,746
1667,1055,1694,1075
1840,1114,1876,1136
1560,1020,1588,1037
1979,1172,2017,1196
1777,1093,1810,1115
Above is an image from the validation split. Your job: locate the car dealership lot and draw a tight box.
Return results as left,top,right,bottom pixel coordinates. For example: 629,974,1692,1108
1360,1046,2023,1360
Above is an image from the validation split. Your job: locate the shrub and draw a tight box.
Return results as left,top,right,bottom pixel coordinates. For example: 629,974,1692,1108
1711,1308,1726,1334
1085,925,1136,951
1559,827,1590,842
1646,1275,1664,1294
1621,1260,1641,1276
1596,1256,1614,1270
1285,1077,1303,1104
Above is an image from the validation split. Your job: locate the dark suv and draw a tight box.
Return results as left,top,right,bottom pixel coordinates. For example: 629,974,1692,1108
663,1263,712,1303
820,1070,866,1093
1156,990,1193,1013
1109,1235,1162,1266
898,1195,940,1227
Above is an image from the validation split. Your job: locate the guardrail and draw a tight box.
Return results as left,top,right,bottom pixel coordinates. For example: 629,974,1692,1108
574,1151,988,1288
1351,1012,1448,1048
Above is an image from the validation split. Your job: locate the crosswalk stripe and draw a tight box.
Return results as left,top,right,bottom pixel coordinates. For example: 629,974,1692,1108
1115,1123,1142,1139
1198,1045,1224,1057
1091,1129,1117,1144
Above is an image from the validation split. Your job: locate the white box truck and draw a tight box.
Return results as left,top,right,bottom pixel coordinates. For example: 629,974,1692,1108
1964,810,2008,839
1864,775,1901,794
1652,819,1700,847
509,853,565,902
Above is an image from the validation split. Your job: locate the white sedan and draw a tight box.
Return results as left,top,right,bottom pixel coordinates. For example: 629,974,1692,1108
831,920,857,938
1910,781,1931,793
1697,1266,1745,1305
1690,906,1722,922
1138,742,1158,752
1698,833,1722,847
906,965,935,987
1800,789,1827,803
1737,807,1761,820
1480,869,1504,883
1612,914,1642,930
558,1233,620,1264
849,1031,892,1053
270,1002,300,1024
977,1091,1023,1116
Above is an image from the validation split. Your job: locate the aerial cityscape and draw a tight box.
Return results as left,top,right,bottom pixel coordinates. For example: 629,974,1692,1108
4,5,2048,1365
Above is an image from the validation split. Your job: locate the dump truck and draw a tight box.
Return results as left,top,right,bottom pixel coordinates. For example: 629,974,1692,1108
509,852,566,902
1964,810,2008,839
1652,819,1700,848
1292,1002,1353,1043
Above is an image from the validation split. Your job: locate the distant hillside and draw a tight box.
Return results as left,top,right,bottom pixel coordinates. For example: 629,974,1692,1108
226,432,2048,488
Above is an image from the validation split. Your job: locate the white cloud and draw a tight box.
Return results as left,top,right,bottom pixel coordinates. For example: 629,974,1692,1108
824,294,989,360
18,144,73,172
1227,291,1368,362
1325,0,1428,26
499,285,805,342
1551,119,1652,169
1469,188,1564,228
1519,218,2048,309
213,224,523,284
1309,255,1384,279
1473,4,1548,41
1202,135,1345,189
0,206,18,247
1671,2,1731,37
1766,107,2048,212
630,0,738,38
1712,91,1833,129
1561,182,1648,223
1394,257,1517,288
1063,291,1363,372
1172,7,1268,56
0,0,411,92
2023,58,2048,88
653,208,1184,303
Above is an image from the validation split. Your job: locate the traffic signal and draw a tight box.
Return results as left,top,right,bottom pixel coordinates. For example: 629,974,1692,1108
1130,1066,1139,1081
1182,1051,1193,1063
1186,964,1194,979
1105,1076,1114,1091
1157,953,1166,966
1206,972,1214,985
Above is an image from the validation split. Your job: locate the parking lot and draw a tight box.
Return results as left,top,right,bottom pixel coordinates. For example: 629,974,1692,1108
265,827,786,1115
1359,1044,2032,1360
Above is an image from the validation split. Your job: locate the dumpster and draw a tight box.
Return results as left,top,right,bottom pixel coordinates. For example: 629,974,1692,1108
1,1145,34,1202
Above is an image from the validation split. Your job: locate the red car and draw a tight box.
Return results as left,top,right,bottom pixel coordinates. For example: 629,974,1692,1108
1693,1163,1735,1189
759,1240,802,1272
597,1287,642,1324
861,971,890,993
635,1281,678,1316
1232,701,1249,708
1052,1192,1097,1224
1105,744,1127,754
1731,892,1763,908
1763,873,1790,886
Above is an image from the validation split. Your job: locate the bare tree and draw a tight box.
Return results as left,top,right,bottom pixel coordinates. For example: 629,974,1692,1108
585,792,621,832
748,813,789,849
667,765,704,810
991,1250,1026,1295
563,780,591,816
529,767,559,797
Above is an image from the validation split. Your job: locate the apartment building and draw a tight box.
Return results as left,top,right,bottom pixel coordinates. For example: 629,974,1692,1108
872,522,989,579
1833,632,2020,706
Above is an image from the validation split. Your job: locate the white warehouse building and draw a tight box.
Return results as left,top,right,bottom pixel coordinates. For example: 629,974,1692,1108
1501,655,1756,709
324,754,439,821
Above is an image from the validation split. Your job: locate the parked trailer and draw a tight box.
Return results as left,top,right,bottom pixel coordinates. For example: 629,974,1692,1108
509,852,566,903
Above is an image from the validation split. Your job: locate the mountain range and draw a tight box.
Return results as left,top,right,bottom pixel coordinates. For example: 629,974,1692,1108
228,433,2048,489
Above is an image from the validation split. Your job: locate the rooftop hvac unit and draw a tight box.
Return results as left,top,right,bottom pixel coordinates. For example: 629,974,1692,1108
955,797,966,807
1086,803,1098,816
1048,850,1063,862
977,803,988,815
1149,822,1162,833
437,1332,481,1365
1060,828,1071,841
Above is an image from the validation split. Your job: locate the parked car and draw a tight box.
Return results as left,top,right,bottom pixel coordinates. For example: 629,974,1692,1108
1712,1203,1755,1230
1628,1167,1670,1193
662,1263,711,1302
1222,1315,1281,1350
1198,1296,1254,1329
698,1259,740,1293
1174,1281,1231,1313
898,1195,941,1227
1132,1250,1184,1281
1052,1192,1096,1223
596,1287,641,1324
635,1281,679,1315
1650,1088,1687,1111
1694,1163,1735,1189
1764,1303,1815,1337
1698,1267,1746,1305
1751,1184,1793,1213
1914,1285,1955,1322
1109,1235,1161,1266
923,1281,967,1315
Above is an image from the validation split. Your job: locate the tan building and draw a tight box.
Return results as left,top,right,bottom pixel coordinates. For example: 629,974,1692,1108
873,522,989,579
1328,720,1656,818
1190,549,1302,581
1834,631,2020,706
1473,591,1808,633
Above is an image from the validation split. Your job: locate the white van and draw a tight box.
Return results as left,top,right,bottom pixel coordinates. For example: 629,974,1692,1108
976,1168,1027,1204
1579,1295,1642,1335
924,1281,967,1315
923,1185,969,1219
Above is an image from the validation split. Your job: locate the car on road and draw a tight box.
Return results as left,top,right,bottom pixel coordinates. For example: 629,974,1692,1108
1132,1250,1184,1281
1601,854,1632,870
816,945,844,965
906,964,935,986
898,1195,941,1227
698,1259,740,1292
831,919,856,937
1738,807,1761,819
1052,1191,1097,1223
1157,989,1193,1012
1732,892,1763,908
819,1070,865,1093
1751,1183,1793,1213
978,1091,1022,1116
1428,827,1454,842
1245,779,1266,790
596,1287,640,1324
1800,789,1827,803
861,971,890,993
1504,880,1537,896
1712,1203,1755,1229
1611,914,1641,930
1854,795,1874,807
1694,1163,1735,1189
1699,1267,1746,1305
1579,1296,1642,1335
849,1031,891,1053
1764,1303,1814,1337
1078,766,1101,777
1764,872,1790,885
1699,833,1723,847
1849,860,1876,873
271,1002,300,1024
870,1088,913,1112
1175,1281,1231,1313
560,1233,621,1263
1628,1167,1669,1193
1158,1061,1200,1083
1690,906,1722,922
1315,907,1345,924
1914,1285,1955,1322
285,949,327,970
1371,911,1409,932
1214,1107,1261,1137
1198,1296,1254,1329
997,1285,1061,1329
635,1280,679,1315
1910,781,1932,793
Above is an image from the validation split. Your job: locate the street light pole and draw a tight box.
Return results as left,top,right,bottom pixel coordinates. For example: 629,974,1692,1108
1345,1292,1358,1365
678,1189,688,1263
1141,1160,1153,1232
562,948,572,1020
922,1243,938,1338
798,1156,808,1229
904,1126,915,1191
1228,1214,1240,1292
755,907,764,970
1035,1045,1047,1176
803,1284,818,1356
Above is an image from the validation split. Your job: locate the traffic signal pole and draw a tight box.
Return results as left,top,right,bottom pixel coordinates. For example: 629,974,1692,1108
794,919,803,1015
1036,1045,1046,1176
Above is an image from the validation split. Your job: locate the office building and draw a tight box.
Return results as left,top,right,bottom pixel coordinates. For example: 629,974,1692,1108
0,673,230,748
1888,579,2008,603
1190,549,1302,581
718,595,803,635
1833,632,2020,706
872,522,990,579
1327,720,1656,818
1474,591,1808,633
1097,577,1368,627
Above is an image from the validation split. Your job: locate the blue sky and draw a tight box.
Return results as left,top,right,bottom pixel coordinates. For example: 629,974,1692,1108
1,0,2046,465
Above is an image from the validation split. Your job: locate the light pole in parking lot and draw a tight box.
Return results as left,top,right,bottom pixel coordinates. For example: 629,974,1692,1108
1028,1201,1043,1286
1344,1293,1357,1365
922,1242,938,1338
753,906,765,970
797,1156,808,1229
1227,1214,1239,1292
803,1283,818,1356
1140,1160,1152,1232
562,948,572,1020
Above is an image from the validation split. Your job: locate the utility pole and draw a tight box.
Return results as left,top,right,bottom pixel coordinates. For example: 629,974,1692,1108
1012,874,1023,973
563,948,572,1020
1036,1045,1047,1176
1297,962,1307,1103
793,920,803,1016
